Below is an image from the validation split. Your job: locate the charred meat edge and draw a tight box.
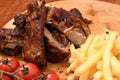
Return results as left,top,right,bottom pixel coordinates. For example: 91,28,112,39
23,0,47,67
0,29,23,55
46,7,91,47
0,0,91,65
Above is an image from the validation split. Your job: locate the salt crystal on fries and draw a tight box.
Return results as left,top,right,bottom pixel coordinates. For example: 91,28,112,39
66,29,120,80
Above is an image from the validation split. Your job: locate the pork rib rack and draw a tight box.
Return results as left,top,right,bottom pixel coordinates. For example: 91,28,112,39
0,0,91,66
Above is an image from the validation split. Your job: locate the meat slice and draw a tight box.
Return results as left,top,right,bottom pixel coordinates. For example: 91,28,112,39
44,7,91,62
0,29,23,55
0,13,26,55
46,7,91,47
44,27,70,62
23,0,47,67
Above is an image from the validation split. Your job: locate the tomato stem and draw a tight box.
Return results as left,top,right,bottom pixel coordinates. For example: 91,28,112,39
0,70,23,80
0,58,13,67
21,65,28,74
0,70,3,79
32,73,48,80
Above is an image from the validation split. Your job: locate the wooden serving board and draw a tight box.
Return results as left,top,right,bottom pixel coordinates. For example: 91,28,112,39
2,0,120,80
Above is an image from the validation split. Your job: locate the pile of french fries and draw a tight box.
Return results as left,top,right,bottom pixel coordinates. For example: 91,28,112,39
66,29,120,80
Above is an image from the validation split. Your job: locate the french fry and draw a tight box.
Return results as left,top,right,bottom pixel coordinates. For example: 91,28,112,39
87,34,105,56
87,36,100,56
111,38,120,56
79,70,90,80
74,47,104,76
79,35,94,56
69,44,76,64
96,60,102,70
66,59,80,73
88,65,97,79
93,71,103,80
73,49,86,63
102,31,117,80
111,56,120,78
67,29,120,80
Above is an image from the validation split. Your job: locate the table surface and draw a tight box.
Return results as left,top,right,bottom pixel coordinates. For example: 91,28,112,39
0,0,120,27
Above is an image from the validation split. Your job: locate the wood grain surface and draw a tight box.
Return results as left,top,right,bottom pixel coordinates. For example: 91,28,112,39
0,0,120,27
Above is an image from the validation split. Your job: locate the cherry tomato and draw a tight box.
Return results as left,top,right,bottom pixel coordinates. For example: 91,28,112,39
44,71,59,80
0,74,11,80
14,63,41,80
0,56,20,72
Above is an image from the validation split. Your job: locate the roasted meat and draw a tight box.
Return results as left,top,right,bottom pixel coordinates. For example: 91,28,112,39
0,8,26,56
44,7,91,62
0,0,91,65
46,7,91,47
44,27,70,62
0,29,23,55
13,13,26,37
0,13,26,55
23,0,47,66
70,8,92,25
